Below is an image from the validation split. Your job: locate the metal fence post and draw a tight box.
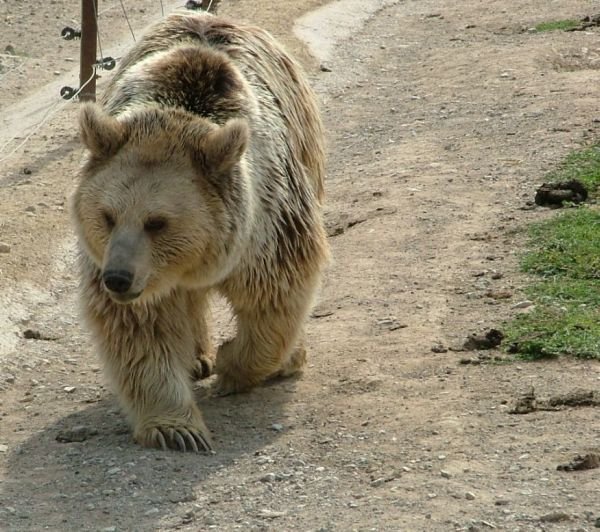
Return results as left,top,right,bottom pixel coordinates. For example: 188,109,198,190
79,0,98,102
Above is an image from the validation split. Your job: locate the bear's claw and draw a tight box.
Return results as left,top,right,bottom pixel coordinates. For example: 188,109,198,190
142,425,213,453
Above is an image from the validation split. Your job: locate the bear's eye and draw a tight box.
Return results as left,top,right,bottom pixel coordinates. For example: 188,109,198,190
144,217,168,233
103,211,115,230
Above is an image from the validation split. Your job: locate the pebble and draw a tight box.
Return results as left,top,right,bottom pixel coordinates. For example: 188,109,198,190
144,508,160,516
257,509,286,518
259,473,277,483
0,444,8,453
512,300,533,309
24,205,36,213
0,243,10,253
465,492,476,500
101,528,116,532
271,423,284,432
5,374,15,384
440,470,451,478
63,386,76,393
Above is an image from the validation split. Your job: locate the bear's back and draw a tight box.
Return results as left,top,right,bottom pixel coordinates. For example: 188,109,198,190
102,12,325,202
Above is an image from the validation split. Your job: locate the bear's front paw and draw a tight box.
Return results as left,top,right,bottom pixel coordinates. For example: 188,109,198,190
135,418,213,453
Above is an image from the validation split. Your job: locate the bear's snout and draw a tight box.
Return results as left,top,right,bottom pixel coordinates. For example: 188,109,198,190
103,269,134,294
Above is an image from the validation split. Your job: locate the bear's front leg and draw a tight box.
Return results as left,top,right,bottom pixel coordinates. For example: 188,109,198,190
88,292,213,452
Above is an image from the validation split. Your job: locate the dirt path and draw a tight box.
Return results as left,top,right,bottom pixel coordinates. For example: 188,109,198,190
1,0,600,531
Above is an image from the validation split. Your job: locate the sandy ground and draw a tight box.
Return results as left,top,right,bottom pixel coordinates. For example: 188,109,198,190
1,0,599,530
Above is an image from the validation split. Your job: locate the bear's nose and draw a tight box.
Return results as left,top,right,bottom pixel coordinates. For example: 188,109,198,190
102,270,134,294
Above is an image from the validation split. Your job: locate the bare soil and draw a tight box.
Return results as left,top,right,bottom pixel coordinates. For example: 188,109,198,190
1,0,600,531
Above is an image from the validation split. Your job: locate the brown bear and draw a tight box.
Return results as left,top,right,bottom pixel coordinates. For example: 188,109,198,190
71,11,329,452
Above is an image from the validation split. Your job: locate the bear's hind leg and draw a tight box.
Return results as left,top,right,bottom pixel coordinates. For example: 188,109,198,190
216,280,317,395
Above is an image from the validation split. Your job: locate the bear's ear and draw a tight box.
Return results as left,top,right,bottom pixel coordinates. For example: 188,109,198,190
188,118,249,176
79,102,127,159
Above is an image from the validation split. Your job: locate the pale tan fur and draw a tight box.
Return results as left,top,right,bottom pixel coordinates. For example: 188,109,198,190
71,12,329,452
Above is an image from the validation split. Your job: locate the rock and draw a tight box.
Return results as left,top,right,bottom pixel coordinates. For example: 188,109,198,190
431,343,448,353
557,453,600,472
270,423,284,432
485,290,512,300
0,243,11,253
56,425,98,443
463,329,504,350
0,444,8,453
5,374,15,384
535,179,587,207
511,300,533,309
539,512,571,523
465,492,476,500
440,470,451,478
63,386,76,393
257,509,286,518
320,64,332,72
23,329,41,340
24,205,36,213
259,473,277,483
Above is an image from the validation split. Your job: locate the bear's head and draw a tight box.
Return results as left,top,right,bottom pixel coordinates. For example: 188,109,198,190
72,103,250,304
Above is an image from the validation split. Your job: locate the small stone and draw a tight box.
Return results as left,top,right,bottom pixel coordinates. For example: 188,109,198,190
145,508,160,516
465,492,476,500
0,243,10,253
5,374,15,384
431,344,448,353
106,467,121,475
370,477,385,487
259,473,277,483
22,167,32,175
23,329,41,340
63,386,76,393
4,44,16,55
0,444,8,453
427,493,437,499
319,64,332,72
257,509,286,518
101,527,116,532
594,517,600,528
271,423,284,432
512,300,533,309
440,470,451,479
24,206,36,213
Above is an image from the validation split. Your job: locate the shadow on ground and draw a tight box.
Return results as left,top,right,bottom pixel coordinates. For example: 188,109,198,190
1,379,293,531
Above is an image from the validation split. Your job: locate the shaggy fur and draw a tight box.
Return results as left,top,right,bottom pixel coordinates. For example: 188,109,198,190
71,12,329,452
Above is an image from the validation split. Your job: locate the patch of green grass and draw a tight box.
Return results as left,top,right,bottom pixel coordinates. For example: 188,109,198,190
504,147,600,360
545,145,600,194
535,19,579,32
521,209,600,279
